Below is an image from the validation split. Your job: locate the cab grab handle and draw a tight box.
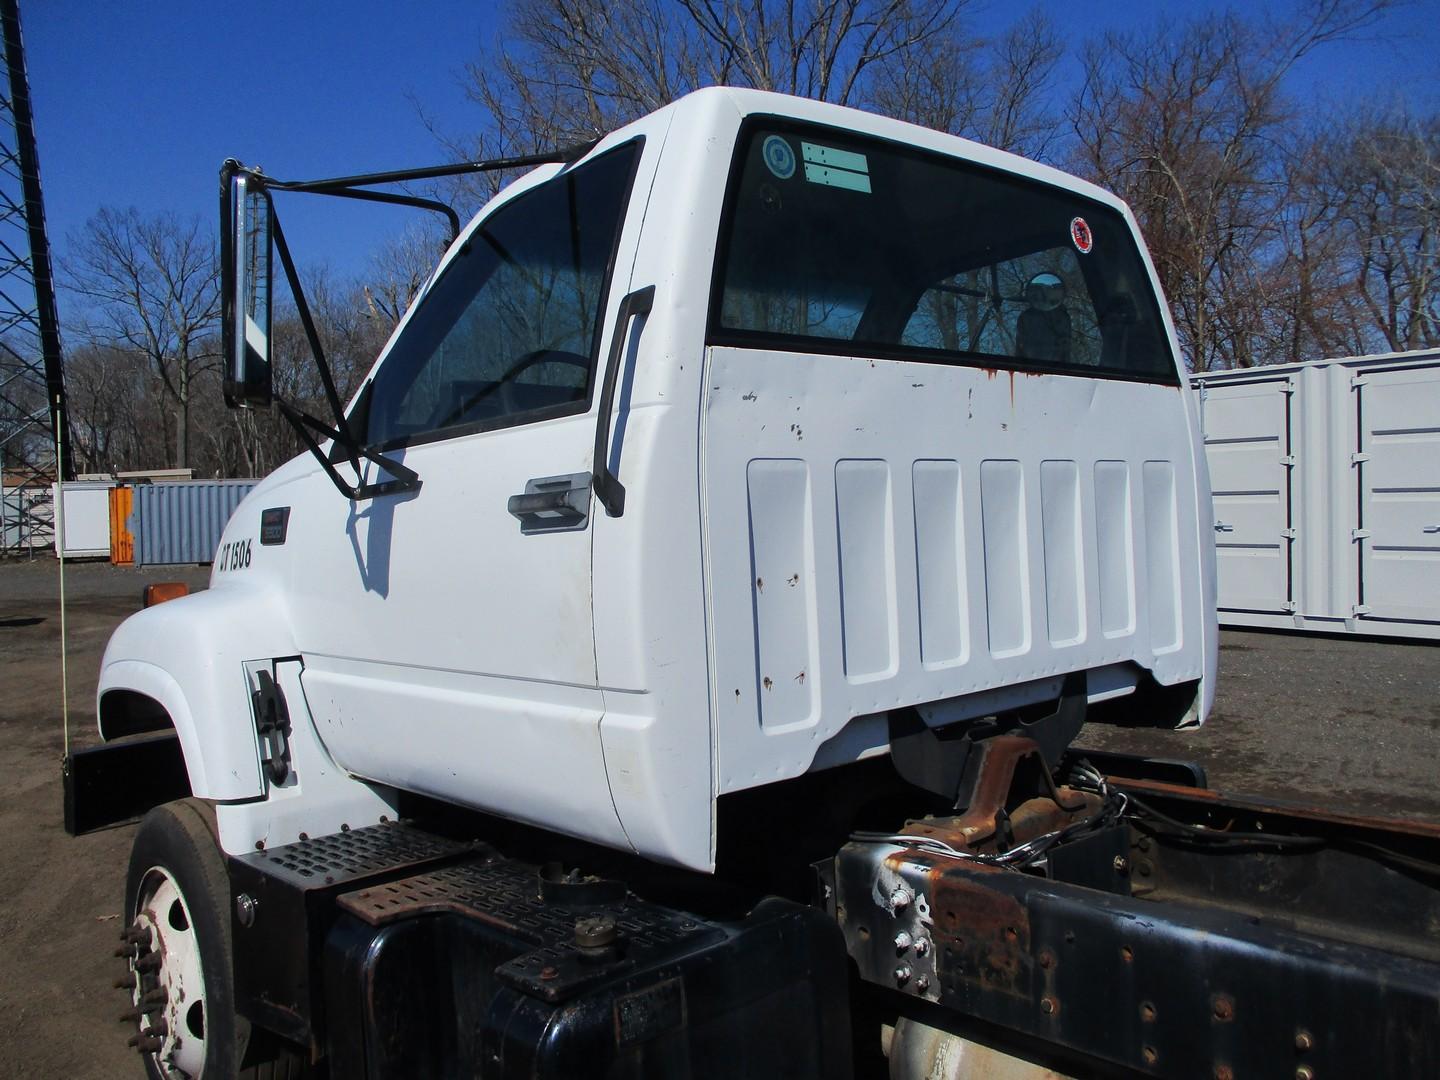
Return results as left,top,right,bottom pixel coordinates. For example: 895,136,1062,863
593,286,655,517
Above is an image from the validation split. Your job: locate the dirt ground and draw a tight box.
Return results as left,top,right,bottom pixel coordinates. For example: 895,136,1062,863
0,557,1436,1078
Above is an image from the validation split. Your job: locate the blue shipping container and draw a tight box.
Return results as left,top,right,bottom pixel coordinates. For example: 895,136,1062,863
131,480,258,566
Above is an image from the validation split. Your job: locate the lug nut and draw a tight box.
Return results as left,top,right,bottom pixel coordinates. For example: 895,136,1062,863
114,944,138,959
118,1009,141,1024
135,953,161,973
894,931,912,952
890,887,910,911
914,975,930,993
894,965,912,986
913,937,929,957
1295,1030,1314,1052
141,988,167,1006
113,975,136,990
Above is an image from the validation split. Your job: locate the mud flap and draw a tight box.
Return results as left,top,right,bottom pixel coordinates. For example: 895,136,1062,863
62,733,191,835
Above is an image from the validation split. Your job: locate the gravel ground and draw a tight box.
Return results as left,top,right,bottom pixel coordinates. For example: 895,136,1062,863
0,556,1435,1077
1080,628,1440,822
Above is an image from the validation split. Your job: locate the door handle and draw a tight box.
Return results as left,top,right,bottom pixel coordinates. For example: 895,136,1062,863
1424,525,1440,534
508,472,591,534
593,286,655,517
1214,521,1234,533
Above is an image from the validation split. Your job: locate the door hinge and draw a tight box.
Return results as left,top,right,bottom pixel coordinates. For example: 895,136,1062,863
1279,455,1296,467
1280,528,1297,539
1350,452,1369,465
1353,604,1372,616
1351,375,1369,388
1283,600,1298,612
1351,528,1371,541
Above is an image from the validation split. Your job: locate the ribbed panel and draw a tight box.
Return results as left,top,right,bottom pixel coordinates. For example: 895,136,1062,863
1040,460,1085,646
980,460,1030,657
746,459,818,729
912,460,968,668
132,481,257,566
1143,461,1182,652
835,459,897,681
1094,461,1135,637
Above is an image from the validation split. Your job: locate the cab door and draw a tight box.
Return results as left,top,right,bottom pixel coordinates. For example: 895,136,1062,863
287,131,662,847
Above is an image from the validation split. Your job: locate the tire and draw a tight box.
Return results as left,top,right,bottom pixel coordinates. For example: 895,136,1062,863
122,799,311,1080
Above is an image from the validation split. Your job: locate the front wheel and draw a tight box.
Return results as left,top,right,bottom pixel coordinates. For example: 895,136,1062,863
120,799,307,1079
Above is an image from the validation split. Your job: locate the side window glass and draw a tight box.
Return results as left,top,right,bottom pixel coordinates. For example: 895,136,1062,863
366,142,639,446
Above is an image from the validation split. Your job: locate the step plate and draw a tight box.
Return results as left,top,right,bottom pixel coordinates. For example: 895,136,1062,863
336,857,719,1003
243,821,478,890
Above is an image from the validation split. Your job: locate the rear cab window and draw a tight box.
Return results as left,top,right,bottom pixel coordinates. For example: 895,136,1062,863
709,119,1177,384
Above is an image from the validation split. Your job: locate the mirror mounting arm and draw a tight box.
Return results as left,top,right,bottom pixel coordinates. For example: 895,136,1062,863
268,207,360,472
260,140,600,243
274,398,420,501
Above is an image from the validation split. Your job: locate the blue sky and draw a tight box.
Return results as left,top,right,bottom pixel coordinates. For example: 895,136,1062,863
25,0,1439,332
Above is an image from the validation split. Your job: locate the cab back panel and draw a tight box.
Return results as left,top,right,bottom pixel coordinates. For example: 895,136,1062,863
703,345,1206,794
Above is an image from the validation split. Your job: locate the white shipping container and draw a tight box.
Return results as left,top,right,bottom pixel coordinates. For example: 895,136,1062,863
1193,349,1440,639
51,480,115,559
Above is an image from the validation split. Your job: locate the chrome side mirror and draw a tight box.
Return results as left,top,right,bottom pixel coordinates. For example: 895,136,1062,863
221,162,274,408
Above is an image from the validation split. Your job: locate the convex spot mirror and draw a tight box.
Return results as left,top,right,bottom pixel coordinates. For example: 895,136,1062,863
222,164,274,408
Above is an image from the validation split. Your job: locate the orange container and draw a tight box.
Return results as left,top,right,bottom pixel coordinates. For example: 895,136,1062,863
109,485,134,565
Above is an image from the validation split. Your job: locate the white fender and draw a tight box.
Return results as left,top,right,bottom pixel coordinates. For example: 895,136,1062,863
97,585,295,801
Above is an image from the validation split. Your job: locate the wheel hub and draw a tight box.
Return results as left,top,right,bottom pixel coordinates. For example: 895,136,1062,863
117,866,208,1078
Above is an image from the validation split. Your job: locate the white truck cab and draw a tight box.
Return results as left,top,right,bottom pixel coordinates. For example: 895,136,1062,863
86,89,1440,1080
98,87,1216,874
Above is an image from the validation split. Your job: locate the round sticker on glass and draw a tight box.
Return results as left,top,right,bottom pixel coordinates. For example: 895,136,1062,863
1070,216,1093,254
762,135,796,180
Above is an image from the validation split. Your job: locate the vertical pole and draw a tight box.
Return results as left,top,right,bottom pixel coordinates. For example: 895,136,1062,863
54,397,68,758
0,0,70,478
0,446,8,551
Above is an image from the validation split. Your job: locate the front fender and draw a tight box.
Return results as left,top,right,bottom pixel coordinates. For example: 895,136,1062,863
97,585,295,801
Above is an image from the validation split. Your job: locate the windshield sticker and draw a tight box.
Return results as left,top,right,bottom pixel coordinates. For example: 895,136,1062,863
801,141,871,193
762,136,796,180
1070,216,1093,254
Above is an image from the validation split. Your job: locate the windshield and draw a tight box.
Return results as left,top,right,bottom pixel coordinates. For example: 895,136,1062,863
710,120,1177,384
365,141,640,448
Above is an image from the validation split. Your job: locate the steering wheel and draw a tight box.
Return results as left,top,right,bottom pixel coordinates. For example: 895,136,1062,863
489,348,591,416
436,348,591,428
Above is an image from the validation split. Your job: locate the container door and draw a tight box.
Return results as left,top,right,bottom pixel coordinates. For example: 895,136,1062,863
1199,377,1294,614
109,486,134,565
1355,366,1440,624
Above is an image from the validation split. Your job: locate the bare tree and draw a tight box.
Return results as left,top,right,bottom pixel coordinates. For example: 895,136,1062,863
1068,1,1392,370
443,0,966,211
63,342,150,473
65,208,220,466
1325,109,1440,352
869,7,1062,158
362,222,449,329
